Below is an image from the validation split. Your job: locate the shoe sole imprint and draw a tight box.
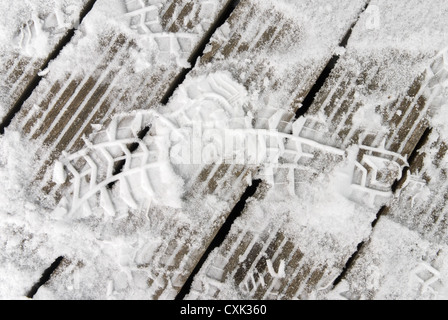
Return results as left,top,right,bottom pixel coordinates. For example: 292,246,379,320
323,48,448,300
56,96,408,221
0,3,88,123
124,0,222,64
55,72,249,218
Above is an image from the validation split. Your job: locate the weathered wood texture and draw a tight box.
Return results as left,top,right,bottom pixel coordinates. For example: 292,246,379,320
9,0,233,196
3,0,448,300
186,0,448,300
32,0,368,299
333,90,448,299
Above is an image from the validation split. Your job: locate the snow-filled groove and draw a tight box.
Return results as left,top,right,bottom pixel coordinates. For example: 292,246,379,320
0,0,98,135
160,0,240,105
26,256,64,298
175,179,262,300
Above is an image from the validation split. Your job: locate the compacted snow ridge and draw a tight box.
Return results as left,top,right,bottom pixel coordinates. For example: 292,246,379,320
1,0,448,300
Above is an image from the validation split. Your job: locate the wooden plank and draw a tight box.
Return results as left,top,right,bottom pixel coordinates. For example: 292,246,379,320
327,217,448,300
333,120,448,299
185,0,448,300
31,0,369,299
0,0,92,126
9,0,234,193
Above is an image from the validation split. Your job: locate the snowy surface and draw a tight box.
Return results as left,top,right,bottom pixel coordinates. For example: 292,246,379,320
0,0,87,58
194,0,368,114
328,218,448,300
0,0,88,120
0,0,235,299
1,0,448,300
186,0,448,300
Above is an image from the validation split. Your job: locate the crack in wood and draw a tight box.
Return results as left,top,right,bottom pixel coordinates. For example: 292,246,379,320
175,2,371,299
392,127,433,193
295,1,370,119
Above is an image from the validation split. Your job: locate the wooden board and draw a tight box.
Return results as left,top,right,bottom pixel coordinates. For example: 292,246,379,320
9,0,233,196
3,0,448,300
185,0,448,300
330,67,448,298
30,0,369,299
2,0,234,299
0,0,92,126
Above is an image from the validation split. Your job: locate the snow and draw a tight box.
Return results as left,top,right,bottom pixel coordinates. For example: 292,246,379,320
257,0,367,60
0,131,56,298
344,0,448,107
329,218,448,300
351,0,448,55
241,181,376,265
37,0,131,79
52,160,67,184
0,0,89,121
1,0,448,300
319,0,448,300
0,0,87,58
186,0,448,301
351,103,384,134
